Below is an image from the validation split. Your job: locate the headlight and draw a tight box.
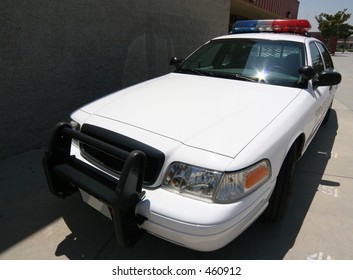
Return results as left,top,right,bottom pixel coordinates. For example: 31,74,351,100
163,160,271,203
163,162,222,201
215,160,271,203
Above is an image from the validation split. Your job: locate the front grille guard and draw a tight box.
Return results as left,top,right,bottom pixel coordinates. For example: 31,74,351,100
43,122,147,247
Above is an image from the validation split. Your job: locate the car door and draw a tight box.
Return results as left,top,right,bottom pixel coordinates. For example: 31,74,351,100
308,41,334,134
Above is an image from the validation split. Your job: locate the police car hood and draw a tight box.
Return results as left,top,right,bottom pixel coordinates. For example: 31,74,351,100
82,73,301,158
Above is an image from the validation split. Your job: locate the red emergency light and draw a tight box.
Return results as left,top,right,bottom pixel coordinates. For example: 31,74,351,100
232,19,312,35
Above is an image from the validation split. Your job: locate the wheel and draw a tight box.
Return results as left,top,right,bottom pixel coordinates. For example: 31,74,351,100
264,144,297,222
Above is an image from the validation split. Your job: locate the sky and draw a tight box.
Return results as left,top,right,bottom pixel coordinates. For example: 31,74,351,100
298,0,353,32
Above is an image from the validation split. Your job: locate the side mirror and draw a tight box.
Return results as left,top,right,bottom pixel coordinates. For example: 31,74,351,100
299,66,316,81
299,66,342,88
170,57,184,67
314,71,342,87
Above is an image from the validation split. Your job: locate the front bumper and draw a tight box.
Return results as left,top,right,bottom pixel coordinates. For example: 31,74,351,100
136,184,272,251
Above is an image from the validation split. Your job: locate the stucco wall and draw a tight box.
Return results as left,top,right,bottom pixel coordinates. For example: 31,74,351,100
1,0,230,159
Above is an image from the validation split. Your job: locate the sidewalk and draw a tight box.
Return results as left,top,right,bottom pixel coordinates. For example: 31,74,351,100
1,58,353,260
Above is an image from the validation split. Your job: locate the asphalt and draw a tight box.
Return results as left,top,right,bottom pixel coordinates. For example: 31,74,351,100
1,53,352,260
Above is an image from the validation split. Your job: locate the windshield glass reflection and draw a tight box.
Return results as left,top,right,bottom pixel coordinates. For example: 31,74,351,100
175,39,306,88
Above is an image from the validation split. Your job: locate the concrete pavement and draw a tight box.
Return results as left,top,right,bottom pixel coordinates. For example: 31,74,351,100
1,54,352,260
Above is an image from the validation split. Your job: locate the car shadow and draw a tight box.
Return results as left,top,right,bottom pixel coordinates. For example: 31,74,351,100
57,110,339,260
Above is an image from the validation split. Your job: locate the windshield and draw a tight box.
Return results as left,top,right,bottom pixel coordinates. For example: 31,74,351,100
175,38,306,88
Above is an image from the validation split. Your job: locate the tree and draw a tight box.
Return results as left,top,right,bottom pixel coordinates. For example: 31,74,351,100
338,23,353,53
315,9,353,54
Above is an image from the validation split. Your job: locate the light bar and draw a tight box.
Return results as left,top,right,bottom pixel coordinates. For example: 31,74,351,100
231,19,311,35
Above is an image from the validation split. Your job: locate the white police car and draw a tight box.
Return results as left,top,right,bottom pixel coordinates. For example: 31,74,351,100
44,19,341,251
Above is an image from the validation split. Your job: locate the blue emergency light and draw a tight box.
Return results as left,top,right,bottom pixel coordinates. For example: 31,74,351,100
231,19,311,35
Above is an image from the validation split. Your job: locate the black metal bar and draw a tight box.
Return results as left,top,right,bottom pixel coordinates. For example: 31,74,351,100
43,122,148,247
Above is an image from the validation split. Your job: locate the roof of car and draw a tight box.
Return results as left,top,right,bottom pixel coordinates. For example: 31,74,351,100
213,32,316,43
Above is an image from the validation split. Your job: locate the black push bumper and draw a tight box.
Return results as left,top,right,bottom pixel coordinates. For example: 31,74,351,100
43,122,147,247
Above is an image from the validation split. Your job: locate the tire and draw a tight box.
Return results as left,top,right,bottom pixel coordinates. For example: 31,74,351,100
264,144,297,222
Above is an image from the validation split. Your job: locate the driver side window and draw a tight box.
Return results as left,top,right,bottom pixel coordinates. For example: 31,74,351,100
316,42,334,70
309,42,324,73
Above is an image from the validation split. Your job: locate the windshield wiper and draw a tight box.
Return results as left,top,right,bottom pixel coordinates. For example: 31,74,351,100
216,73,258,82
176,68,257,82
176,68,215,77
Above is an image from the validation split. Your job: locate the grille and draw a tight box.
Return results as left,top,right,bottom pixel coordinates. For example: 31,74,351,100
79,124,165,186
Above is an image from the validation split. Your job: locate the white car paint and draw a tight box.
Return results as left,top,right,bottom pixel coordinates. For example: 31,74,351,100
78,73,302,158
